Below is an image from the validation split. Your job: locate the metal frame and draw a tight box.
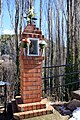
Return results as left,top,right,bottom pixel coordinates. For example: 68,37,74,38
27,38,39,56
42,63,80,101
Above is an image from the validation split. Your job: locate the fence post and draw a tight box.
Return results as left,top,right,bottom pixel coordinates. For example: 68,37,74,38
4,84,7,114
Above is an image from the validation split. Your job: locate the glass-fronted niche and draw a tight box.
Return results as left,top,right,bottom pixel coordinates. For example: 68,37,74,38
27,38,39,56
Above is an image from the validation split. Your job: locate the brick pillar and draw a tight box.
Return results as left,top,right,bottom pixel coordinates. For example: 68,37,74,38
20,49,43,103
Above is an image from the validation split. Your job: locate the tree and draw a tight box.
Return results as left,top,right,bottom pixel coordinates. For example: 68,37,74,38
0,0,1,15
19,0,24,39
15,0,19,74
50,6,54,95
39,0,42,30
73,0,79,89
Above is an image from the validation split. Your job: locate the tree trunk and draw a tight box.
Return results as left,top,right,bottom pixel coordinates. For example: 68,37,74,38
47,0,51,95
19,0,24,39
74,0,79,90
0,0,1,15
50,6,54,95
39,0,42,30
15,0,19,75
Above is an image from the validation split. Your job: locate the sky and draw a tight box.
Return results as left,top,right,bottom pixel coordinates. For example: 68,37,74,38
0,0,67,46
0,0,15,34
0,0,40,35
0,0,67,47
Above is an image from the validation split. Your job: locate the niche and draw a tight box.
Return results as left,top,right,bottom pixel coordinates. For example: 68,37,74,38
27,38,39,56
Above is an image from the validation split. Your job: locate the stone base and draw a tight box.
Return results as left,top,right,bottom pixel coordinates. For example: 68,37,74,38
13,98,54,119
13,108,53,119
18,102,46,112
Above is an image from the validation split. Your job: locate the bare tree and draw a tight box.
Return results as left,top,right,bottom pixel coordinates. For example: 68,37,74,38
39,0,42,30
15,0,19,75
19,0,24,39
61,0,65,65
0,0,1,15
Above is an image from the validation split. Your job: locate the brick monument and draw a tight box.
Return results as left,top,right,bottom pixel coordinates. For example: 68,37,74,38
20,23,44,103
13,23,53,119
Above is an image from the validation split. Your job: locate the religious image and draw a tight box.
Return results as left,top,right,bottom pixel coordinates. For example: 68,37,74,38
29,39,39,55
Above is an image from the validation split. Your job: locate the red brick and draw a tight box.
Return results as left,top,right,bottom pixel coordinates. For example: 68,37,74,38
41,104,46,109
32,90,41,94
33,110,38,117
27,86,38,90
35,62,42,65
32,98,41,103
22,90,33,95
24,29,34,33
24,107,28,111
21,86,27,91
32,73,41,77
38,69,42,72
23,60,28,64
32,105,37,110
42,109,47,115
19,113,25,119
34,65,42,69
21,77,28,82
27,105,33,111
23,65,34,69
23,77,37,82
34,56,43,61
24,111,30,119
23,68,38,73
29,94,38,99
38,93,42,98
38,110,43,116
34,30,42,34
23,99,33,103
26,56,33,60
36,104,41,109
22,95,29,100
37,77,42,81
29,111,34,118
37,86,42,90
22,81,33,86
18,107,21,112
24,114,29,119
22,73,33,77
22,56,33,60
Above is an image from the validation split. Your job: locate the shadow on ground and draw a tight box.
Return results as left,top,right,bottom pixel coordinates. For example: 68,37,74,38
0,113,15,120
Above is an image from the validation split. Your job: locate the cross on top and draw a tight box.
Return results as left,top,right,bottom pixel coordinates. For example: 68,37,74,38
24,2,37,24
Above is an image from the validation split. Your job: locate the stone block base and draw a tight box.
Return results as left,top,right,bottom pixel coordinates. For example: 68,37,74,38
13,98,54,119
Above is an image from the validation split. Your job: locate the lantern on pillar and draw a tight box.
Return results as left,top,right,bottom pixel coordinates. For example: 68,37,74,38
39,40,47,56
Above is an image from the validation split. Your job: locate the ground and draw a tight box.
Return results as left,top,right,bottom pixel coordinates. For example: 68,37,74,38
0,109,69,120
